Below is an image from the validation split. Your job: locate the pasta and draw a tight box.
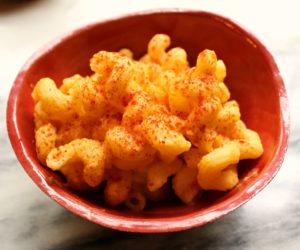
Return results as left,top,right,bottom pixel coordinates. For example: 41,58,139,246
32,33,263,210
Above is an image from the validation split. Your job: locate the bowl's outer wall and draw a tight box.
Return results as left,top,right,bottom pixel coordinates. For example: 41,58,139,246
7,11,288,232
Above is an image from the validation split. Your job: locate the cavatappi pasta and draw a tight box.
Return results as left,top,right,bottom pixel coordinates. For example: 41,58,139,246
32,34,263,210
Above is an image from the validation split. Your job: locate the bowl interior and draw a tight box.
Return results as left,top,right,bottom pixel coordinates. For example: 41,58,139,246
8,11,287,232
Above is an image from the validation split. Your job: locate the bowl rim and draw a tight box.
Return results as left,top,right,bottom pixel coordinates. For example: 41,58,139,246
6,8,290,233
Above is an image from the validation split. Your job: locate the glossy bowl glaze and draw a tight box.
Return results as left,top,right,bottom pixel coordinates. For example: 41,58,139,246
7,9,289,233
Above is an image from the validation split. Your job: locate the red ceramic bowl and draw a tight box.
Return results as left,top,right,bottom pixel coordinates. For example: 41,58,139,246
7,9,289,233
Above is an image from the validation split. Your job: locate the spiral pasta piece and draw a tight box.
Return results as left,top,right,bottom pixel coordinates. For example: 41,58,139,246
46,139,107,187
197,142,240,191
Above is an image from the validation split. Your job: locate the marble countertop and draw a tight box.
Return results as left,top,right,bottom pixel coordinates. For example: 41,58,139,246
1,0,300,249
